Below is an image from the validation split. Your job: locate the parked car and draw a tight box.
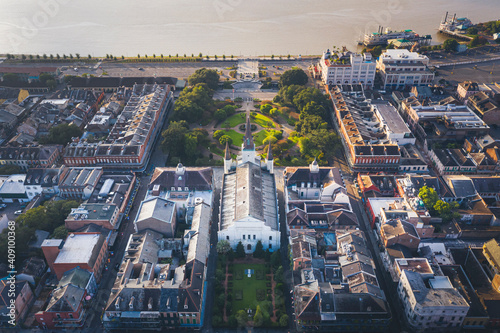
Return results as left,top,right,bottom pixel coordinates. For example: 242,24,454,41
14,210,23,215
0,204,6,210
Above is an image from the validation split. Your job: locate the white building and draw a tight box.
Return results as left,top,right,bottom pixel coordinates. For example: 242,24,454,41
372,101,415,146
320,50,376,88
218,117,280,253
377,49,434,89
398,270,469,332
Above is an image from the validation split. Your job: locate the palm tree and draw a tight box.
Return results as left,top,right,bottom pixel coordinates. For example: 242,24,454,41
199,52,203,57
75,53,80,59
88,54,91,59
153,54,156,58
50,54,54,59
69,54,73,59
43,54,47,60
56,54,60,60
36,54,40,59
62,54,66,59
29,54,33,60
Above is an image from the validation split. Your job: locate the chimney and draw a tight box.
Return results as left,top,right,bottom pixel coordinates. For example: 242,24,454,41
115,297,121,311
129,296,135,311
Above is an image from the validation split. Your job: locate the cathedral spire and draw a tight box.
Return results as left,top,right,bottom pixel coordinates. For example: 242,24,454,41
243,116,254,150
266,141,273,160
224,140,231,160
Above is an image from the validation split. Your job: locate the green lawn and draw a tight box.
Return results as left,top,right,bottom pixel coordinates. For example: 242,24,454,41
254,130,270,146
231,264,268,311
223,130,244,146
251,114,275,128
225,113,246,127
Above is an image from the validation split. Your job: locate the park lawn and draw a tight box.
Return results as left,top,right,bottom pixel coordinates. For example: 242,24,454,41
223,130,244,146
252,114,275,128
254,130,270,146
225,113,246,127
231,263,268,311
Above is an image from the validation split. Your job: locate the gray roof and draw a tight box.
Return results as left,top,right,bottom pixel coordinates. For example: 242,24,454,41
446,177,477,198
54,232,107,267
46,284,85,312
373,100,411,134
135,197,175,224
402,270,469,308
221,162,278,230
0,174,26,194
186,203,210,264
58,267,92,289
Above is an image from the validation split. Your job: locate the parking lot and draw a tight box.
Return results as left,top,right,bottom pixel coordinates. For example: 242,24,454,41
0,201,26,222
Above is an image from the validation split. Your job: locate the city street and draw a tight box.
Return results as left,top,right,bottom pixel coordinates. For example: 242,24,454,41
341,169,407,333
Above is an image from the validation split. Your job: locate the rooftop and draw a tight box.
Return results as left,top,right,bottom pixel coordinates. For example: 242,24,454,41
54,232,107,266
402,270,469,308
221,162,278,231
135,197,175,224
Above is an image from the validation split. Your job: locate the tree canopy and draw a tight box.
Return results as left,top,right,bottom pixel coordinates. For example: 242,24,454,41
443,39,459,52
279,68,308,88
39,123,82,145
161,121,209,165
0,200,79,266
216,240,231,255
188,68,220,90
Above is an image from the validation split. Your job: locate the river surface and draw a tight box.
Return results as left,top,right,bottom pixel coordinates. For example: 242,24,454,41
0,0,498,56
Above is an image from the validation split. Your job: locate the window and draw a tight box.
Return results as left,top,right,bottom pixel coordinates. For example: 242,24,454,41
226,236,229,240
243,235,245,240
56,313,61,319
247,244,252,251
269,244,272,249
69,314,73,319
184,187,189,191
248,235,251,240
253,235,256,240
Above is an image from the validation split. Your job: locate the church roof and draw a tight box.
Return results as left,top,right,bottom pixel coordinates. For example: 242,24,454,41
220,162,278,231
149,167,212,191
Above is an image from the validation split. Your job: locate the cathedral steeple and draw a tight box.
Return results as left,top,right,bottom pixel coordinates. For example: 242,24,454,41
266,141,274,174
224,140,232,174
243,116,254,150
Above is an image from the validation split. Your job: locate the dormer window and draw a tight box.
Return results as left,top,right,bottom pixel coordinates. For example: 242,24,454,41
171,187,175,191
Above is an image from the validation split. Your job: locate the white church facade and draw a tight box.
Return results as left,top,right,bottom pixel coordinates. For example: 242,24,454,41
218,117,280,253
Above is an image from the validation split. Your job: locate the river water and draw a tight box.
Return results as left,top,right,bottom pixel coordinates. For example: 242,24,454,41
0,0,498,56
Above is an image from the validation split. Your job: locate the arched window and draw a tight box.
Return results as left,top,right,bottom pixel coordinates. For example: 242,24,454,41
247,244,252,251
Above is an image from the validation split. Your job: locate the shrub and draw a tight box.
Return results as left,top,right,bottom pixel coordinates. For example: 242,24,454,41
256,289,266,301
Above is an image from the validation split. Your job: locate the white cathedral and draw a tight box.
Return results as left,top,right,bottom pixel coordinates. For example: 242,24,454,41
218,116,280,253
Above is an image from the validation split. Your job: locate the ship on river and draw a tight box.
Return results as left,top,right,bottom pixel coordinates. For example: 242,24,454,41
360,26,432,46
438,12,474,41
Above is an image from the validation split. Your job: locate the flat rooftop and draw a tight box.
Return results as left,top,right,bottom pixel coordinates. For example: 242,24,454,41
396,258,433,275
373,101,412,134
54,233,101,264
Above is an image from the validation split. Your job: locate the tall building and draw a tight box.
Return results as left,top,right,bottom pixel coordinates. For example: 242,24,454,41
398,270,469,332
376,49,434,89
320,50,376,88
218,117,280,253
